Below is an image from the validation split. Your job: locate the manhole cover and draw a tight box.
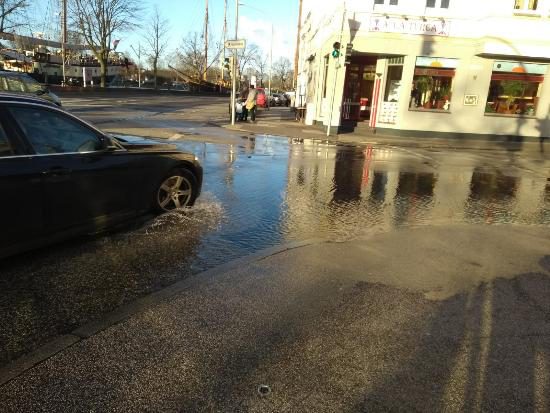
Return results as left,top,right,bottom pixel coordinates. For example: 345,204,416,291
257,384,271,396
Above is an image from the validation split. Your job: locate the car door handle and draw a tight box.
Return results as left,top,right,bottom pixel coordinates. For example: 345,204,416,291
43,167,72,176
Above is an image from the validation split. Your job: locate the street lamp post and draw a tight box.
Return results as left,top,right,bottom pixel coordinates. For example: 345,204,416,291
130,44,142,88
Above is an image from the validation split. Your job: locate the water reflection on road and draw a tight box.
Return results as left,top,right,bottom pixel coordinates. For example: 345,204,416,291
176,137,550,270
1,135,549,366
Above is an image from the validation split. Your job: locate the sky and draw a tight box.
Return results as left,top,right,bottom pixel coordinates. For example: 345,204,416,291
26,0,299,67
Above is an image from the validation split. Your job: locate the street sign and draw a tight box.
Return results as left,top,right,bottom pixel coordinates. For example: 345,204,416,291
225,39,246,49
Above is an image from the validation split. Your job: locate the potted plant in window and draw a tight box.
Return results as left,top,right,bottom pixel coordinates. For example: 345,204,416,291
416,76,433,109
501,80,524,114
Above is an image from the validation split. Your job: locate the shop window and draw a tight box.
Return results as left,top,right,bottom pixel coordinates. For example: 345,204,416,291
485,61,547,117
514,0,538,11
426,0,449,7
379,58,404,125
410,56,457,111
384,65,403,102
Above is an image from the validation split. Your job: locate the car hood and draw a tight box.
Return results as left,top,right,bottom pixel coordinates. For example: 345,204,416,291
111,135,179,151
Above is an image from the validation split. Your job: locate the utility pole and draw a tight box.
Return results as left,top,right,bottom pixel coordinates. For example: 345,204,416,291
231,0,239,125
204,0,209,81
293,0,303,90
220,0,227,85
61,0,67,85
268,24,273,95
130,43,142,87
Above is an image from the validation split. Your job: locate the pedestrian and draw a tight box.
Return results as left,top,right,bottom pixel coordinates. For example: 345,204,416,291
245,85,258,122
239,91,248,121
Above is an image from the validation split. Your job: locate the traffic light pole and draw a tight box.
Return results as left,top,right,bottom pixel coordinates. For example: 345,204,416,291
231,0,239,126
326,3,347,137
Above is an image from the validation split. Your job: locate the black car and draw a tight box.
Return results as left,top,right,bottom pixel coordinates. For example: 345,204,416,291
0,95,203,259
0,71,62,107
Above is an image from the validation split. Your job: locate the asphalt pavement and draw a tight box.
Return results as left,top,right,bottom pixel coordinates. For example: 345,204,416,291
1,225,550,411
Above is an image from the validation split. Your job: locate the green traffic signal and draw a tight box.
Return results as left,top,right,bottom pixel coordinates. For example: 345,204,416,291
332,41,341,59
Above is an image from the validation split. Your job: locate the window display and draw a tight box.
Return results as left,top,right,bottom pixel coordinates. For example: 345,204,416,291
485,61,547,117
410,57,457,111
514,0,538,10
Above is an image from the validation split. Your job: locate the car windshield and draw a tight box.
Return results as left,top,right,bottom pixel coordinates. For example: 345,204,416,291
22,76,45,93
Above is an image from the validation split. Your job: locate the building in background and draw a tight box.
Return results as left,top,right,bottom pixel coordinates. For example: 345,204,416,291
297,0,550,139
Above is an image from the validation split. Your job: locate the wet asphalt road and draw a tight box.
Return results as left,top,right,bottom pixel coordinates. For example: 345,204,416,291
1,131,550,368
57,92,228,125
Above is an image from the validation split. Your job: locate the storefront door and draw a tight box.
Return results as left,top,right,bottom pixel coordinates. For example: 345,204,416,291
342,59,377,122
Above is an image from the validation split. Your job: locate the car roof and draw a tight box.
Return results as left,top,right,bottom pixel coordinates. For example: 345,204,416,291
0,93,57,107
0,71,29,77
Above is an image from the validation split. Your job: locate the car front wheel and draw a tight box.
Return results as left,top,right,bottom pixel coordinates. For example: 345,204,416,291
154,168,198,212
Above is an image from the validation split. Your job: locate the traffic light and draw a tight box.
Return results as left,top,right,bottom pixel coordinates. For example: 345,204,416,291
344,43,353,65
331,42,341,58
224,56,234,76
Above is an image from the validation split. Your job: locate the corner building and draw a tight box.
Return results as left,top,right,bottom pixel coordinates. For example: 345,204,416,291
297,0,550,139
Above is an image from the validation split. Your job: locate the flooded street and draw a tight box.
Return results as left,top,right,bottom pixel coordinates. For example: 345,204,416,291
177,137,550,269
1,136,550,366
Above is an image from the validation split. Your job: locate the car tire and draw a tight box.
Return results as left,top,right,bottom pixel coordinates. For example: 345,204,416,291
153,168,198,212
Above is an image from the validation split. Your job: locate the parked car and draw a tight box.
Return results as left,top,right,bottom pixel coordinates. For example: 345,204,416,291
271,93,289,107
66,77,83,87
256,87,267,108
0,94,203,259
271,93,281,106
0,71,62,107
171,82,190,91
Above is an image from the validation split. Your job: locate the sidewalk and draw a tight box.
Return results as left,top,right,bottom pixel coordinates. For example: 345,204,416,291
1,224,549,411
223,107,549,153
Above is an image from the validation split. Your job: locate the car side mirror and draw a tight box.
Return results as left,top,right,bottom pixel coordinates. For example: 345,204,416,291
36,89,46,96
103,136,119,151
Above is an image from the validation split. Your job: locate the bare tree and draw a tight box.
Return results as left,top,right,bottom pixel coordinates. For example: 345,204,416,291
237,43,259,76
144,6,169,88
70,0,141,87
273,57,292,90
175,32,205,82
254,53,268,87
0,0,27,33
175,31,221,83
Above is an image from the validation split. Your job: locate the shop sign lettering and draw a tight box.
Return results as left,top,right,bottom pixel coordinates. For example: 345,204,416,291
369,17,450,37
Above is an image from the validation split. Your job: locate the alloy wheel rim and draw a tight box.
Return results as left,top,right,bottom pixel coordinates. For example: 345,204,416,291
157,175,192,210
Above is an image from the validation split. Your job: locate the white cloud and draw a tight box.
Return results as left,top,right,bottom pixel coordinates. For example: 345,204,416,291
237,15,296,62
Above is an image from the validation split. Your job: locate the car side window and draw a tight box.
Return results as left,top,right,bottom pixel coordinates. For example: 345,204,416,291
6,77,25,92
0,124,13,157
9,107,103,154
0,77,7,91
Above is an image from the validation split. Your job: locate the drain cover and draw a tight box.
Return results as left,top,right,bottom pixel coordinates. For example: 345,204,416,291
257,384,271,396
